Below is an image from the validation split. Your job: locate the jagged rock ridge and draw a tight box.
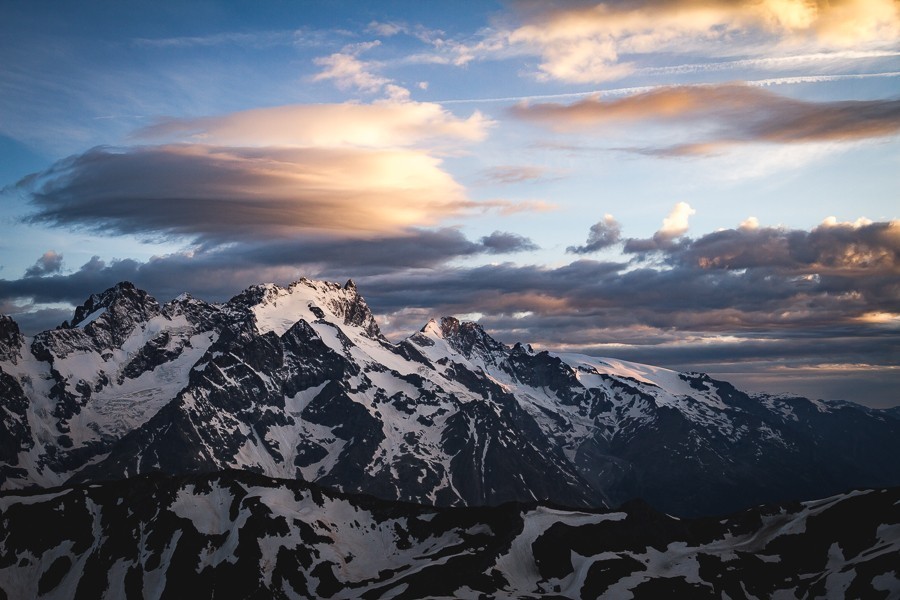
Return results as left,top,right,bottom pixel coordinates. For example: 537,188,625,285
1,278,899,517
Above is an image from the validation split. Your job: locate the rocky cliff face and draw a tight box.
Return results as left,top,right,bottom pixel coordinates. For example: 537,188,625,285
1,278,899,517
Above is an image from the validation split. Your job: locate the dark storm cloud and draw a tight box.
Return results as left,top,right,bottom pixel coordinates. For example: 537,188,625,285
5,220,894,342
355,219,899,382
0,228,537,328
2,216,896,407
511,85,900,152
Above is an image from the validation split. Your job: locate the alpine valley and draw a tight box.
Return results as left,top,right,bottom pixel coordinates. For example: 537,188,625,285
1,278,898,598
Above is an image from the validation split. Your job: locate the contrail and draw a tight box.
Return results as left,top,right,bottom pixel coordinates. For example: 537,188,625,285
438,71,900,105
750,72,900,87
636,50,900,76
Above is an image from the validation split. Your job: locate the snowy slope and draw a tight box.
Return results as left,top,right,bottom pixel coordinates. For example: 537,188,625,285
1,470,897,599
0,285,222,489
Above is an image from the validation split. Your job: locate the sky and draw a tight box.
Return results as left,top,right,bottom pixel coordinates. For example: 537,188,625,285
1,0,898,407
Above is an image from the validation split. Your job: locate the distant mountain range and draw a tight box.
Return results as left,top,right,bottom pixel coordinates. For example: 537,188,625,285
1,279,898,597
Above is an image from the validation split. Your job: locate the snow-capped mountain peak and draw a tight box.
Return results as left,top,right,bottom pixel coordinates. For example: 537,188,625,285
229,278,382,341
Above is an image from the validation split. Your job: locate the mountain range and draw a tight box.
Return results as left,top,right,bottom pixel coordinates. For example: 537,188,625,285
1,278,898,597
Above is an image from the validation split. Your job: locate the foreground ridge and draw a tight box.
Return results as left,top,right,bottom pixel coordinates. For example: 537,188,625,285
1,469,898,599
1,278,899,517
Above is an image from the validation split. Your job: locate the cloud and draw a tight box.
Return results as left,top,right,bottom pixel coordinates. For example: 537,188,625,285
20,144,473,242
131,30,305,49
366,21,446,45
23,250,63,278
135,100,491,149
480,231,539,253
623,201,695,253
350,218,900,377
367,21,405,37
476,198,559,216
310,40,423,103
567,214,622,254
21,97,494,245
511,84,900,153
505,0,900,83
480,165,550,185
312,41,394,95
671,217,900,274
659,201,695,238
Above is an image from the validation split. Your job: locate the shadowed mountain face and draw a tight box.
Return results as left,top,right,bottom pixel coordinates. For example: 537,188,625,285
1,470,897,599
1,279,899,518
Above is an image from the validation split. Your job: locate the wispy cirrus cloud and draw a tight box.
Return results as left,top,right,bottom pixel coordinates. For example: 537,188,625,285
132,30,304,49
439,72,900,106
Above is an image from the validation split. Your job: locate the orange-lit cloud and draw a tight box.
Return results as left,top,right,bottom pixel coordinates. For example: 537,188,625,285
622,201,697,252
659,201,696,238
39,99,496,242
135,100,491,149
512,84,900,152
856,312,900,325
506,0,900,83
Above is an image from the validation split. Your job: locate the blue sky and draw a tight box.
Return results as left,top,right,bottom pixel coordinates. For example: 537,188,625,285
1,0,899,406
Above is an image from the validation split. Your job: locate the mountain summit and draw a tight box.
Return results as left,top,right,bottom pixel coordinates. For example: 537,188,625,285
1,278,899,517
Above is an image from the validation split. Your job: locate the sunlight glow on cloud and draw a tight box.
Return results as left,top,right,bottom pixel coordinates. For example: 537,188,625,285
856,311,900,325
659,201,696,238
34,97,497,242
21,144,471,241
505,0,900,83
136,100,491,149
